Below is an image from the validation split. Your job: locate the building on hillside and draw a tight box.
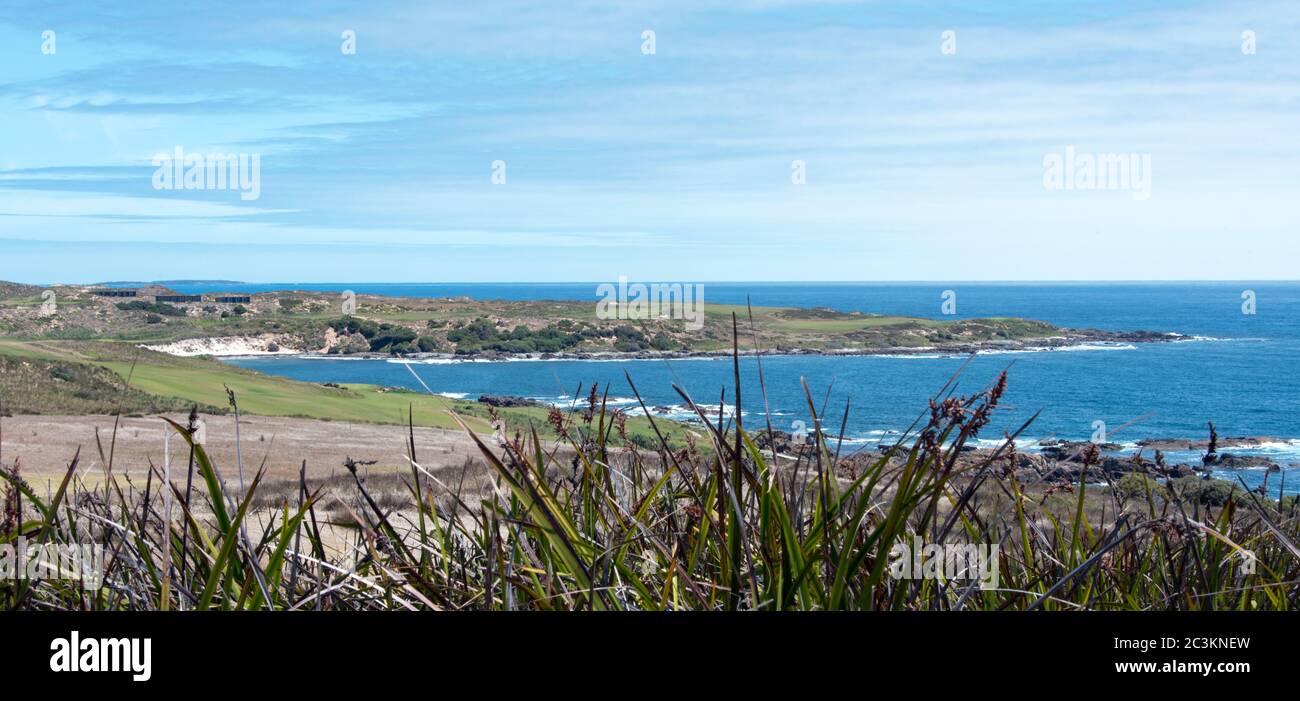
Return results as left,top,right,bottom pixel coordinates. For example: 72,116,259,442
92,289,138,298
155,295,203,303
214,296,251,304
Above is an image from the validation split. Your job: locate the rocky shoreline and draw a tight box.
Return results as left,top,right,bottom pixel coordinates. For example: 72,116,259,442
751,430,1294,488
461,393,1294,485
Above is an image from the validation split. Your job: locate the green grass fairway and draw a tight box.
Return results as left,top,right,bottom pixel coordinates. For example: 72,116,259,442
96,359,491,430
0,341,693,446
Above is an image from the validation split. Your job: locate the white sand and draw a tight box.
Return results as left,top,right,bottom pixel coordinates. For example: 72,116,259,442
142,335,301,357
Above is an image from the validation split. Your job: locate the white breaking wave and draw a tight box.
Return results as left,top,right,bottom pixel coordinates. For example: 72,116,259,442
975,343,1138,356
386,357,495,365
1177,335,1268,343
971,437,1040,450
874,343,1140,359
1236,439,1300,455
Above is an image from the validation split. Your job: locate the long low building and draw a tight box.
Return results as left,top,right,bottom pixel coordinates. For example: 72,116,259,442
90,289,252,304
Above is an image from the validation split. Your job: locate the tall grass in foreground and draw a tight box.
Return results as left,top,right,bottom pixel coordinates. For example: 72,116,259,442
2,319,1298,611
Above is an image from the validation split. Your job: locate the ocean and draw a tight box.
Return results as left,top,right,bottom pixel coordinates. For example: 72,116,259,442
181,282,1300,496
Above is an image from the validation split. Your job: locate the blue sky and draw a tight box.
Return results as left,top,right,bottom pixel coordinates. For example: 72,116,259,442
0,0,1296,283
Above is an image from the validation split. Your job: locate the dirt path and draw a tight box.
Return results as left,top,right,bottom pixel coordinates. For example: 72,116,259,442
0,413,485,485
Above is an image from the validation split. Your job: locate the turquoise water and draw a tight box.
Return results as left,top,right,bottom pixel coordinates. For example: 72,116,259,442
205,282,1300,496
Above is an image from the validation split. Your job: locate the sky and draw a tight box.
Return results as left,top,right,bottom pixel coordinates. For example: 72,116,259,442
0,0,1296,283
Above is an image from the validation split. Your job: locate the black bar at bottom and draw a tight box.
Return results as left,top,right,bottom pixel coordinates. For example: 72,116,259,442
2,612,1287,687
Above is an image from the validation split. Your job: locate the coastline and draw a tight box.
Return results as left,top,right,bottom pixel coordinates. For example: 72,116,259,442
154,328,1194,361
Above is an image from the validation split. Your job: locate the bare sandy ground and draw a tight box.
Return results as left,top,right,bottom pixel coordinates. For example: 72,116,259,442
141,334,304,356
0,413,485,485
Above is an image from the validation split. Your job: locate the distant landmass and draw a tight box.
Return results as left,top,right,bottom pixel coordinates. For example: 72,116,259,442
97,279,246,286
1,280,1188,360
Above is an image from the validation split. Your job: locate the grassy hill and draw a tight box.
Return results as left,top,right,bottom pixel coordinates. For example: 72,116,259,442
0,340,693,447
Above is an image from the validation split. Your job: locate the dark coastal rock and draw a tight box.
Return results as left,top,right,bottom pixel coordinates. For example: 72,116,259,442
1137,438,1201,451
1015,452,1050,473
791,430,1279,493
1138,436,1279,451
477,394,541,408
1100,457,1132,475
1039,446,1070,461
1067,328,1193,343
1210,453,1280,470
1165,464,1195,478
1035,457,1137,482
755,428,813,454
1039,440,1120,461
931,445,1203,484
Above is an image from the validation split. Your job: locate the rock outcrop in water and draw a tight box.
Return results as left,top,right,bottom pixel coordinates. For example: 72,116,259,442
836,436,1289,487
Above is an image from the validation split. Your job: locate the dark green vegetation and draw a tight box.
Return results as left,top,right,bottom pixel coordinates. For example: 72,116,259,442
1117,472,1268,507
328,318,435,354
440,317,673,354
2,331,1295,611
116,301,187,317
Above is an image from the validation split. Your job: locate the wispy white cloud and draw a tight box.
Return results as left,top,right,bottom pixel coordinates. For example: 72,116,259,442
0,0,1296,281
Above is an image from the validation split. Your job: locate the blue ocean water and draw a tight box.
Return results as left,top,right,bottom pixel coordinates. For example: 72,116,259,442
210,282,1300,496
